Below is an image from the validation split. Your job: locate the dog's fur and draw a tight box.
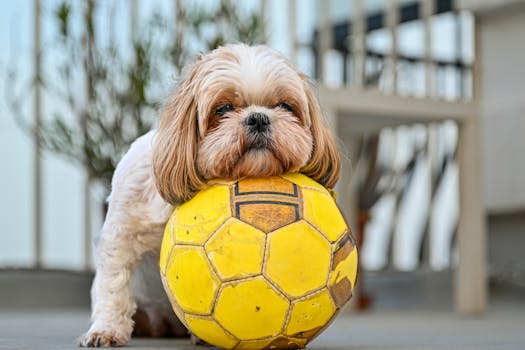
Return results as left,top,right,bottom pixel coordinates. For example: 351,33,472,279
79,44,340,347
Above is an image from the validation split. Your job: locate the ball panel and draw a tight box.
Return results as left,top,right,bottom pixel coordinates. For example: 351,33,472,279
235,176,297,197
260,336,307,350
235,201,300,233
284,289,336,339
214,277,290,340
165,246,220,315
328,233,358,308
231,176,303,233
234,337,274,350
159,213,176,274
205,218,266,281
235,336,307,350
174,185,232,245
185,315,239,349
265,221,331,298
280,173,327,193
302,189,347,243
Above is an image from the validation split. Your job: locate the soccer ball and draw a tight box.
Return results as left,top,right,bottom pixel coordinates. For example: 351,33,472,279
159,173,358,349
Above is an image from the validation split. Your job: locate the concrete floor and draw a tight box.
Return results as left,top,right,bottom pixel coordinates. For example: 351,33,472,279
1,304,524,350
1,270,523,349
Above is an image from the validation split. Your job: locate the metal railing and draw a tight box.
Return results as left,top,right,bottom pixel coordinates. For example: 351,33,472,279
304,0,472,100
266,0,485,313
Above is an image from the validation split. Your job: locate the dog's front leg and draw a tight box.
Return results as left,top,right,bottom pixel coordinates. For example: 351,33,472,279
79,224,153,347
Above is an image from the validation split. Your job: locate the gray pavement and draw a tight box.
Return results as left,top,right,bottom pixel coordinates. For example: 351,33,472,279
1,304,524,350
1,271,524,349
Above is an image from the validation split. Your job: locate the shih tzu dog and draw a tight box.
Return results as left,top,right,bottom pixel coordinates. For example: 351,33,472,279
79,44,340,347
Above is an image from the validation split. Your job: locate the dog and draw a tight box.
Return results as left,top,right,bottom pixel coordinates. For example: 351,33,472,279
79,44,340,347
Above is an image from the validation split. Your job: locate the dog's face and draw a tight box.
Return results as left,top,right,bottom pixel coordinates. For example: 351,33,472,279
153,44,340,204
195,47,314,181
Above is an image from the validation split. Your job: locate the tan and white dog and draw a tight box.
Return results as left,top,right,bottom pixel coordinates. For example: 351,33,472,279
79,44,340,347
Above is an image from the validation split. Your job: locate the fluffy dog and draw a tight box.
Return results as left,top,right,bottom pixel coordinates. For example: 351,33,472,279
79,44,340,347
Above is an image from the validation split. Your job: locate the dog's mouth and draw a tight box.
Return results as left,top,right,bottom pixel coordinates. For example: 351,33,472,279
229,133,286,178
244,133,273,151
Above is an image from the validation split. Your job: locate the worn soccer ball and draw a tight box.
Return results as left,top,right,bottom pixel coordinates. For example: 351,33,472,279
159,173,358,349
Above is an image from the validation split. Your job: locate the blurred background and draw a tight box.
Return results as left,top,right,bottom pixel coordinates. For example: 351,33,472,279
1,0,524,348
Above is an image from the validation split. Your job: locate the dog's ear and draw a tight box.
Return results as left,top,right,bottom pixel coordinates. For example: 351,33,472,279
300,81,341,189
153,64,205,204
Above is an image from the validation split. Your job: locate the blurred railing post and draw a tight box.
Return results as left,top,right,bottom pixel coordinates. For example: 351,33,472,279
455,16,487,314
82,0,97,271
386,0,399,92
289,0,297,65
317,0,331,83
260,0,268,47
33,0,42,269
130,0,138,35
352,0,366,87
422,0,435,98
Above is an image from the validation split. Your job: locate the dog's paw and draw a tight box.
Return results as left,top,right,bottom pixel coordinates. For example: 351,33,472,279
78,331,129,347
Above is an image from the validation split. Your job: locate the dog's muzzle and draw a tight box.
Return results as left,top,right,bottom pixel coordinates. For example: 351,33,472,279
245,113,272,150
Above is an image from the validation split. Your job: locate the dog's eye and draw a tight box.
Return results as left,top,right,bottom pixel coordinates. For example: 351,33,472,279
277,102,293,112
215,104,234,116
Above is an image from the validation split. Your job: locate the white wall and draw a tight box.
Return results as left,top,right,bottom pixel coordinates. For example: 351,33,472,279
478,6,525,212
0,1,89,269
1,0,37,267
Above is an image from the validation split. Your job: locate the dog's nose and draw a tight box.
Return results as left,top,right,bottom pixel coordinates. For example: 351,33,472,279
246,113,270,133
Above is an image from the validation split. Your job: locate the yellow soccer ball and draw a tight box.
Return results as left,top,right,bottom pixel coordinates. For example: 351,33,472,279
159,173,358,349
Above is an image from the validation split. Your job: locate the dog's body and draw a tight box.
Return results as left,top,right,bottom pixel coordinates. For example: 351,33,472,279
80,131,178,346
80,44,340,347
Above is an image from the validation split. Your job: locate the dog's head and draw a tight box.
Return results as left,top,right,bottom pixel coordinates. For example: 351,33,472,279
153,44,340,204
